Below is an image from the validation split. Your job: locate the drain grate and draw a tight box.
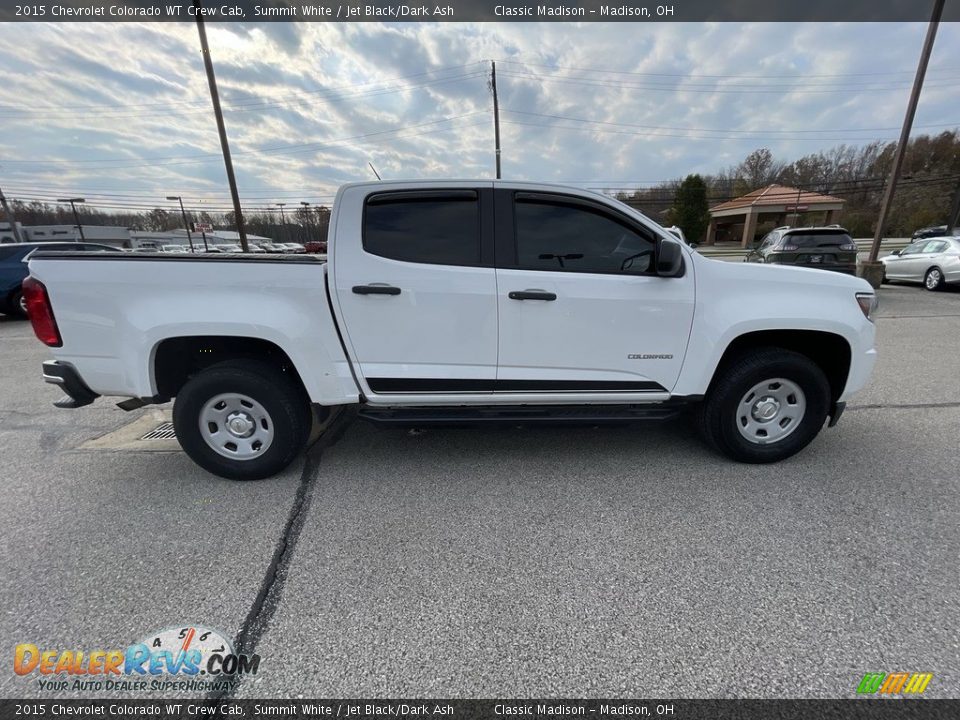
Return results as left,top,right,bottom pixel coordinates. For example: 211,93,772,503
140,422,177,440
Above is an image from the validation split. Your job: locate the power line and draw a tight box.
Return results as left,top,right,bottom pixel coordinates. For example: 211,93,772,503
497,69,960,95
0,63,488,118
500,109,960,137
499,119,906,144
0,71,488,121
0,113,489,167
493,58,960,80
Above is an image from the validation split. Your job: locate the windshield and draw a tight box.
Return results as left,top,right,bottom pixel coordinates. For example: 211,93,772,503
0,246,29,261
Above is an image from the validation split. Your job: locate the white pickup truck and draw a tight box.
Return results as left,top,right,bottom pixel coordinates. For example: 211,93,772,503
24,181,878,480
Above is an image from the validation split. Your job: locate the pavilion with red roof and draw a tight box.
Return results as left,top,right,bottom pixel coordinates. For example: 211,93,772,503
706,184,846,247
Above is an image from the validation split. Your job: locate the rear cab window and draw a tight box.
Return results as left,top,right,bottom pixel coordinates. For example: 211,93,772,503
363,190,481,267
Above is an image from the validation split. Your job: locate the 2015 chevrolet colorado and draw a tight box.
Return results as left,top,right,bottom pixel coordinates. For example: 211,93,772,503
24,181,878,480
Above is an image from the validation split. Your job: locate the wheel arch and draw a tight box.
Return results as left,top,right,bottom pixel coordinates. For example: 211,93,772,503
707,329,852,406
152,335,309,401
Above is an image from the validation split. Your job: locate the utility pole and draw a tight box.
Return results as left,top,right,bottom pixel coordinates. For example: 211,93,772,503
947,177,960,235
866,0,944,277
57,197,86,240
194,0,248,252
0,186,25,243
276,203,288,244
300,201,313,243
491,61,502,179
167,195,195,252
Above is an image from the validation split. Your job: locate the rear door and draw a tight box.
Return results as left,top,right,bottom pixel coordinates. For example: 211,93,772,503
494,190,695,394
332,185,498,395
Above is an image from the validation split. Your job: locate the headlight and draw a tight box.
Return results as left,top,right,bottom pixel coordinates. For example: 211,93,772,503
856,292,878,321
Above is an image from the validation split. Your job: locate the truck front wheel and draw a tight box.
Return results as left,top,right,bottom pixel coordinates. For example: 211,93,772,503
697,348,830,463
173,359,311,480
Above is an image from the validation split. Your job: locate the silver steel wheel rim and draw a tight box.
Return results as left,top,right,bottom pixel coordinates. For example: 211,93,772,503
199,393,274,461
926,269,941,289
18,294,27,313
736,378,806,445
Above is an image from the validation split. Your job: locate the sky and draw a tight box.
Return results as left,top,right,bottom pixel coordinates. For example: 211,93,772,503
0,21,958,215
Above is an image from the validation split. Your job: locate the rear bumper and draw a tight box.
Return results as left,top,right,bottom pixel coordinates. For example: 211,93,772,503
42,360,99,408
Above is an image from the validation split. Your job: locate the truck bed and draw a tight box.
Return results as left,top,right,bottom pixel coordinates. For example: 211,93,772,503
27,250,355,405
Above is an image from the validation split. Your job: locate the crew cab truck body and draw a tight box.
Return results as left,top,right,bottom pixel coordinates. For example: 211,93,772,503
25,181,878,480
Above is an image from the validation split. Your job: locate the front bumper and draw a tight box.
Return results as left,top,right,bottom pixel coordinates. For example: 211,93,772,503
42,360,99,409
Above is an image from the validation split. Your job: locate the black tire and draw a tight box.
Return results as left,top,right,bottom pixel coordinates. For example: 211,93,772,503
172,359,311,480
697,347,831,463
924,266,945,292
7,290,26,318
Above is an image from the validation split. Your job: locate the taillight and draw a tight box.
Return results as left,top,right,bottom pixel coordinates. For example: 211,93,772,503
22,277,62,347
840,242,856,251
780,243,799,251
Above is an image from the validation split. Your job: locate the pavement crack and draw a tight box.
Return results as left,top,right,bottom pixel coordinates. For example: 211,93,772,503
847,401,960,411
206,408,355,702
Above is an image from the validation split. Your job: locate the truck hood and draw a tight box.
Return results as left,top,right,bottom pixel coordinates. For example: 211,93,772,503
694,253,873,293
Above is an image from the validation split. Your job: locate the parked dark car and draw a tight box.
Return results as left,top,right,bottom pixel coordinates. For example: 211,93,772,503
1,242,116,317
745,226,858,275
911,225,960,241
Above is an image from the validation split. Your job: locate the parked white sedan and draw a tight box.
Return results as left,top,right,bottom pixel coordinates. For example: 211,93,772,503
881,236,960,290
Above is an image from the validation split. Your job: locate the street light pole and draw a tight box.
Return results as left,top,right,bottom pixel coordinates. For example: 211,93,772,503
57,198,86,240
167,195,195,252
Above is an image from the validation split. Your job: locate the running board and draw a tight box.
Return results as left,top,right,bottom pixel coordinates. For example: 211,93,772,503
358,403,688,427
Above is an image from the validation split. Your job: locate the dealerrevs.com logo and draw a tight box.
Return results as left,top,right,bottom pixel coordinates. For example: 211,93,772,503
857,672,933,696
14,625,260,693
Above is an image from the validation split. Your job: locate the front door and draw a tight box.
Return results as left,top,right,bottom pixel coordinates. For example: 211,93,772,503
494,190,695,395
332,185,497,394
884,240,927,280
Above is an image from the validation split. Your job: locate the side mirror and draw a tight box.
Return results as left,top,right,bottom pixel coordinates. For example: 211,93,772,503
891,250,901,256
656,239,684,277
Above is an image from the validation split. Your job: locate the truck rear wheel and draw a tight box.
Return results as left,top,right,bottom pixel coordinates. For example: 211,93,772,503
173,359,311,480
697,348,830,463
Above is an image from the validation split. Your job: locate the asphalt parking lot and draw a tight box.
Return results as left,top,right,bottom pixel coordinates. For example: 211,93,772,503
1,282,958,700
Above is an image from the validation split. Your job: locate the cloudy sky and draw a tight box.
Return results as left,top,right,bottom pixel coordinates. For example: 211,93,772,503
0,21,958,214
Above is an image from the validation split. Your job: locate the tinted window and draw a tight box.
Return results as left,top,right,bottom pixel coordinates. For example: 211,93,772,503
782,232,852,248
902,241,926,255
40,243,83,252
758,233,777,250
364,193,480,266
514,197,655,274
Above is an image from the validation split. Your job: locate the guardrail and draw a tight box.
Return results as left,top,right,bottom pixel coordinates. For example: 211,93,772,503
696,238,911,258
